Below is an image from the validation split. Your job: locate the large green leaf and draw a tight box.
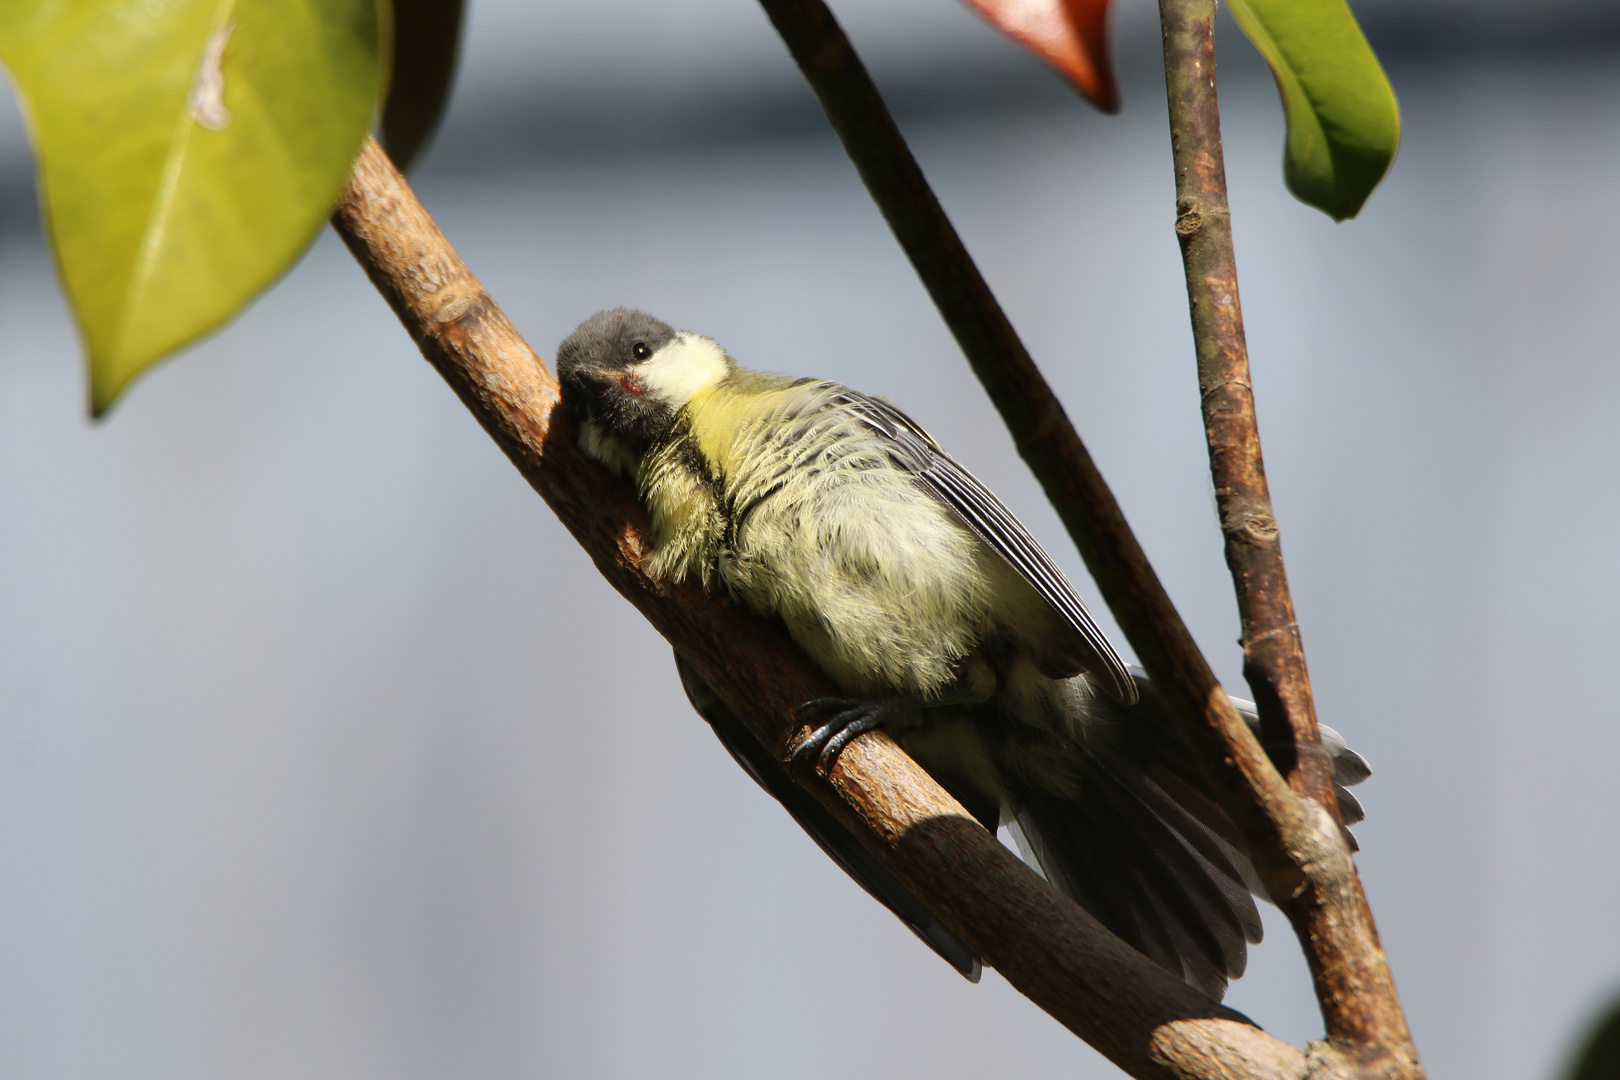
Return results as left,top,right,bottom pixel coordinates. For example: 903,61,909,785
0,0,384,415
1225,0,1399,221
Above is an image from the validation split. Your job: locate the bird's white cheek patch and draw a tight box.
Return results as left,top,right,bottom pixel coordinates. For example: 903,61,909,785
638,333,730,408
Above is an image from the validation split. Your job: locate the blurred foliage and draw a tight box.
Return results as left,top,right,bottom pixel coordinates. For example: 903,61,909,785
960,0,1119,112
0,0,383,414
381,0,464,171
1563,990,1620,1080
1225,0,1401,220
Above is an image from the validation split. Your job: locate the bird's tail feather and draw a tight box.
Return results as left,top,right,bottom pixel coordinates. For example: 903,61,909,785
1006,742,1261,999
1001,668,1371,999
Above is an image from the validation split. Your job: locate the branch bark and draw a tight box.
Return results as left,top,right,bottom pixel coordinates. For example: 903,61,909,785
756,0,1421,1076
1156,3,1420,1074
331,135,1313,1080
1159,4,1425,1075
1157,0,1330,838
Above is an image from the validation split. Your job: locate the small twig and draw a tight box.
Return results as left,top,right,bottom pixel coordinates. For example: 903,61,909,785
330,135,1310,1080
1157,1,1420,1074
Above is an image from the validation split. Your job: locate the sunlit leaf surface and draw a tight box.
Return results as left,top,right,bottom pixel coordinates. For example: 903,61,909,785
1226,0,1399,220
959,0,1117,113
0,0,383,414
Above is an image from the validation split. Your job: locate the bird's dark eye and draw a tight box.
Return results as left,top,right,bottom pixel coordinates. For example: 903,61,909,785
631,341,652,361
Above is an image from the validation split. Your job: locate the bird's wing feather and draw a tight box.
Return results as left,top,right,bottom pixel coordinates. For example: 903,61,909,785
828,388,1136,703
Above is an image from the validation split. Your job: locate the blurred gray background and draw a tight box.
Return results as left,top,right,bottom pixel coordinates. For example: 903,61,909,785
2,0,1618,1077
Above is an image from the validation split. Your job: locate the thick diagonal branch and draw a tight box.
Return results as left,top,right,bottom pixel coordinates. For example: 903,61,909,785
330,135,1312,1080
1157,1,1418,1074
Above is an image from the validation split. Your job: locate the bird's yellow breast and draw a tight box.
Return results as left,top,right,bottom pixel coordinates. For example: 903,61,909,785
674,375,995,699
635,373,806,588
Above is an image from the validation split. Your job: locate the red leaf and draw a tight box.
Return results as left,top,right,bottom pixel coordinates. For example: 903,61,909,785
960,0,1119,113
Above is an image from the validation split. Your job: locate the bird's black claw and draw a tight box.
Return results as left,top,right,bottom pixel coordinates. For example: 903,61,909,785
816,710,887,771
790,698,885,771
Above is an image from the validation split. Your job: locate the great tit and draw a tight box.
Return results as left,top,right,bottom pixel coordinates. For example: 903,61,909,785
557,308,1369,997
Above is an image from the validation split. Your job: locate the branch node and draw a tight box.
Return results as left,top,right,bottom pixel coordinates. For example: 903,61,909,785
1242,621,1299,650
1218,498,1279,545
1199,376,1253,405
432,291,481,327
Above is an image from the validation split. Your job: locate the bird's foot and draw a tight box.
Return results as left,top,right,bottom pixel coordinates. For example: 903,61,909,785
790,698,893,773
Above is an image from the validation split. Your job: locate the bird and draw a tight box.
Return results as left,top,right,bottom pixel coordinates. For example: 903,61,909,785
556,307,1370,998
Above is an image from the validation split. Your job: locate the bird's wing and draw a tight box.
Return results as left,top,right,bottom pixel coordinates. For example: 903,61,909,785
828,388,1136,703
673,650,982,981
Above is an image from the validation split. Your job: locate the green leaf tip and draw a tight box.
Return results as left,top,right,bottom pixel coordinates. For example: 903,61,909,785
1226,0,1401,221
0,0,386,417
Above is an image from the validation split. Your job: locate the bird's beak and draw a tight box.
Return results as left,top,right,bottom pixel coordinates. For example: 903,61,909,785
566,364,618,391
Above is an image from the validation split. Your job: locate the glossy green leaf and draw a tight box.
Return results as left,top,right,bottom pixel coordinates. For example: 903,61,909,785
382,0,463,171
0,0,384,415
1225,0,1400,220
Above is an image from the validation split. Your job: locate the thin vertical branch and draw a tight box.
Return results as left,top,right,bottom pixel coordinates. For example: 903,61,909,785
1156,1,1420,1073
1157,0,1331,830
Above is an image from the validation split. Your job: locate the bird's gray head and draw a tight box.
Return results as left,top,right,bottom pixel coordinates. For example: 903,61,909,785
556,308,732,474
